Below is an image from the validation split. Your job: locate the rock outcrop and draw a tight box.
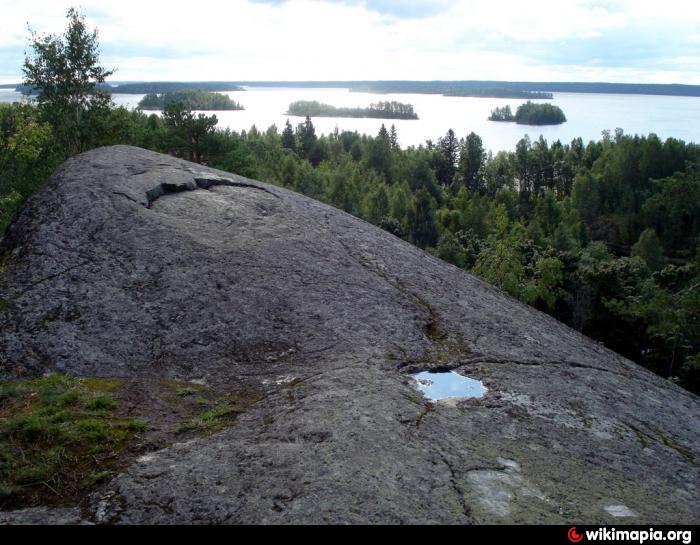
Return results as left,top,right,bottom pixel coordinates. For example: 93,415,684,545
0,146,697,524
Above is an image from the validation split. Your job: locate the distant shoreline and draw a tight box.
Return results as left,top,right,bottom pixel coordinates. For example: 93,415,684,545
5,80,700,98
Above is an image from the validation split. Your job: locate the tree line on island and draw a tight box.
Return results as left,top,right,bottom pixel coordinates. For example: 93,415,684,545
287,100,418,120
2,8,699,395
489,102,567,125
138,90,243,111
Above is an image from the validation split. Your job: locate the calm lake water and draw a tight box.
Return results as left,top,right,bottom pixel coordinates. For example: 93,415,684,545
3,86,700,152
413,371,487,401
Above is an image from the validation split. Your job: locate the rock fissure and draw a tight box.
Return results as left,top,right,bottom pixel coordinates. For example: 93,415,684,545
112,191,140,205
145,175,279,209
332,234,449,353
14,260,91,297
437,451,472,522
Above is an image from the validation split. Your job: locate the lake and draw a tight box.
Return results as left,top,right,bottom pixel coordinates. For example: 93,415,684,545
3,86,700,152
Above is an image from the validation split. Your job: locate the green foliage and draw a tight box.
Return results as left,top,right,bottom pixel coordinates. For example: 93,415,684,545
86,395,117,411
177,396,253,436
138,90,243,111
287,100,418,120
458,132,486,193
490,102,566,125
632,228,666,271
0,375,143,507
521,256,564,312
473,221,526,297
408,187,438,248
642,173,700,254
0,103,58,232
162,101,218,163
296,116,319,164
22,8,114,155
433,230,468,269
514,101,567,125
0,374,263,509
572,170,600,226
281,119,296,152
489,105,515,122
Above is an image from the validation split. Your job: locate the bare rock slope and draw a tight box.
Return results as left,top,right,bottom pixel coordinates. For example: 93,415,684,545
0,146,697,524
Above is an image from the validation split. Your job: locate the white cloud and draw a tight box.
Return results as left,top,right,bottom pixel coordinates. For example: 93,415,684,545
0,0,699,83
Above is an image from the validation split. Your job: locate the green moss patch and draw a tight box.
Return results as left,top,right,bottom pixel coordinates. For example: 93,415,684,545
0,374,261,510
0,375,141,509
163,380,261,436
643,423,695,463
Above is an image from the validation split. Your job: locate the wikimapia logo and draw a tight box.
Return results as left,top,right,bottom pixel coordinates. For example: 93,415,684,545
567,526,693,544
569,527,584,543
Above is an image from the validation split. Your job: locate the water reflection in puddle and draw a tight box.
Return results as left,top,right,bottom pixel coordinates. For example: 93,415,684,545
413,371,487,401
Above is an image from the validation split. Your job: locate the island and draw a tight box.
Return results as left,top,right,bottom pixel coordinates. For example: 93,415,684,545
137,90,244,111
286,100,418,120
489,101,566,125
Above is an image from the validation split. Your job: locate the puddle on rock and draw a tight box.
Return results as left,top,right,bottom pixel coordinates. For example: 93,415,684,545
413,371,487,402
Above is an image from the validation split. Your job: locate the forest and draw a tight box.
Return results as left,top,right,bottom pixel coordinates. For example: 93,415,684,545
2,98,699,393
287,100,418,120
1,9,699,395
137,90,243,111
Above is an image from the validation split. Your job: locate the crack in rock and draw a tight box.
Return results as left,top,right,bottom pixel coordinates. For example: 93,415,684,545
437,451,472,522
145,174,278,208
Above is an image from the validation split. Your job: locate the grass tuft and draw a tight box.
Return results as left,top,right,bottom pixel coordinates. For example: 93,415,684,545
1,374,260,510
0,374,143,509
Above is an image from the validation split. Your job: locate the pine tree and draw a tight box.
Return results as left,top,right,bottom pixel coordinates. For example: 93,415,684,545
458,132,486,194
378,124,389,142
632,228,666,271
389,125,399,150
435,129,459,186
162,101,218,163
408,187,438,248
282,119,296,152
296,116,317,160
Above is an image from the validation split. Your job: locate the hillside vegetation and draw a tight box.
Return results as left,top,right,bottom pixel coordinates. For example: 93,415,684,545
2,100,698,393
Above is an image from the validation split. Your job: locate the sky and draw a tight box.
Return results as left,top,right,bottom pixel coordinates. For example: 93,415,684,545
0,0,699,84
